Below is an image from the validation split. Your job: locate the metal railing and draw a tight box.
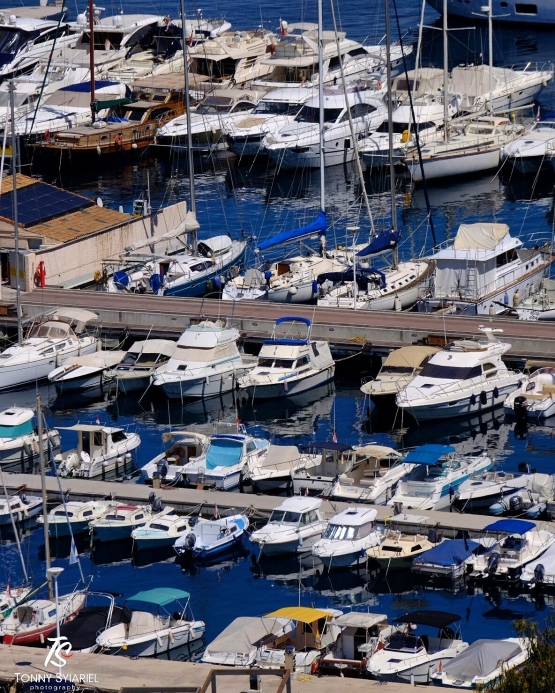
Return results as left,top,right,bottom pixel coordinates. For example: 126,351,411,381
199,668,292,693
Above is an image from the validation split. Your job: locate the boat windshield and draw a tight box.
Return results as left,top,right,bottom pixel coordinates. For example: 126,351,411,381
29,323,70,339
252,100,302,116
323,524,358,540
0,28,23,59
258,358,296,369
296,105,343,124
196,97,233,114
0,421,33,438
0,91,30,108
269,510,301,524
419,363,482,380
385,632,423,653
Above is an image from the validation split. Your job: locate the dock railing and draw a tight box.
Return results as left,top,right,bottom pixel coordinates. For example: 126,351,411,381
199,668,292,693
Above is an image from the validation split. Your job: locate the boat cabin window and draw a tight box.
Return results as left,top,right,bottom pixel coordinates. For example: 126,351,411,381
30,323,69,339
347,46,368,58
258,358,275,367
296,106,343,124
135,513,144,521
269,510,301,524
176,524,189,533
111,430,127,443
496,248,518,267
54,510,73,517
83,510,94,517
385,632,422,653
376,120,437,134
274,359,295,369
0,28,24,56
341,102,376,121
324,523,358,540
419,363,482,380
307,510,318,523
105,513,125,521
40,347,55,356
395,78,420,92
296,356,310,367
411,544,422,552
246,440,257,453
253,101,301,116
150,523,169,531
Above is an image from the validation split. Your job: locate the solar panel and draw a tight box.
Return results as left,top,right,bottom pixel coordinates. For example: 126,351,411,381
0,182,93,228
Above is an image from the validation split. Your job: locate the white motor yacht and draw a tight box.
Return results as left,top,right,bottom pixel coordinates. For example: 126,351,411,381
501,112,555,174
48,350,126,393
264,84,387,169
91,496,172,542
107,339,176,393
387,444,492,511
131,514,202,550
312,507,382,569
238,317,334,400
291,441,365,496
56,424,141,479
37,500,117,537
140,431,208,485
243,444,318,493
183,428,270,491
419,223,551,316
360,346,439,398
156,89,263,152
0,492,42,526
0,407,60,472
453,470,532,513
249,496,326,555
367,611,468,684
396,327,522,421
504,367,555,420
465,518,555,580
153,320,256,400
0,309,98,390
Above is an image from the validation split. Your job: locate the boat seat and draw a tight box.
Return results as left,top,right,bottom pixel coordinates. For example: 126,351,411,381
359,479,376,488
128,611,166,637
524,392,549,400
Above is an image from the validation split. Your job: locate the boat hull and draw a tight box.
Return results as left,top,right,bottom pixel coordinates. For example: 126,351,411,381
93,523,145,542
162,247,246,298
255,533,322,556
425,0,555,24
408,148,501,182
266,282,318,304
159,369,243,400
243,367,335,400
100,623,205,657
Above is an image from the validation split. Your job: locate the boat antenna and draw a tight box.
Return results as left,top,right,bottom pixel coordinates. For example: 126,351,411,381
317,0,325,215
180,0,197,255
9,81,22,346
385,0,398,270
0,468,29,584
37,395,53,600
88,0,96,123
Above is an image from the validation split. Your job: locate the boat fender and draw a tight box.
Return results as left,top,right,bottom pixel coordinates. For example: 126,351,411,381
480,391,487,405
487,551,500,574
168,630,175,643
470,394,476,406
400,129,411,143
289,285,298,295
264,271,272,284
124,453,132,463
213,276,222,289
533,563,545,584
493,387,499,399
23,440,32,456
312,279,318,294
96,145,101,156
40,633,45,644
44,130,50,141
206,279,214,293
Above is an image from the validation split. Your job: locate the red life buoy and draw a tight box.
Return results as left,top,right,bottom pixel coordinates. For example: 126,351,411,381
114,133,123,148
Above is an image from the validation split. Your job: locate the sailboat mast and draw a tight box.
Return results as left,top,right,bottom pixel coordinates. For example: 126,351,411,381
180,0,197,254
37,395,53,600
385,0,398,269
488,0,493,113
443,0,449,142
9,81,22,346
88,0,95,123
317,0,325,212
0,468,29,583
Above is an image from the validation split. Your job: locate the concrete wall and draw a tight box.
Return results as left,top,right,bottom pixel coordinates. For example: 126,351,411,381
18,202,188,291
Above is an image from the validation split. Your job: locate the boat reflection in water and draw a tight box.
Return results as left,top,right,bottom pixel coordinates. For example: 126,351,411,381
178,543,250,576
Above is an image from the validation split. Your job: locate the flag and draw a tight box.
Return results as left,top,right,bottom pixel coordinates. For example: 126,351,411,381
188,32,193,46
6,582,10,596
214,504,219,519
332,431,337,443
95,415,100,425
280,19,286,36
69,539,79,565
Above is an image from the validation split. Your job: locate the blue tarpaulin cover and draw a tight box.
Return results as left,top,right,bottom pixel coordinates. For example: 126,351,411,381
257,211,327,251
484,519,536,535
413,539,480,568
404,444,455,465
356,229,401,257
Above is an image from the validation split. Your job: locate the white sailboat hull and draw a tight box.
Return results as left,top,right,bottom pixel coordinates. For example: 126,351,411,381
408,147,500,182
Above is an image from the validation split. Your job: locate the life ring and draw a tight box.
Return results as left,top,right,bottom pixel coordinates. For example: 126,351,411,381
400,129,412,143
114,133,123,148
310,659,319,675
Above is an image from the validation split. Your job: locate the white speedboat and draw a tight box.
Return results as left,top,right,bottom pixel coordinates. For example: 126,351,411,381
249,496,326,556
174,513,249,559
501,113,555,174
387,444,492,511
431,638,528,689
312,507,382,569
504,367,555,420
56,424,141,479
418,222,551,315
264,84,387,169
238,317,334,399
396,327,522,421
48,350,125,393
157,89,262,152
91,496,172,542
243,444,317,493
140,431,208,485
37,499,116,537
96,588,205,657
108,339,176,393
0,309,98,390
521,542,555,586
360,346,439,398
153,320,256,400
367,611,468,684
131,514,202,550
184,430,270,491
0,492,42,526
465,518,555,580
453,470,532,512
0,407,60,472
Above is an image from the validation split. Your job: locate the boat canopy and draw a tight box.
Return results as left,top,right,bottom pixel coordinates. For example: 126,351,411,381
265,606,333,624
413,539,480,568
257,211,326,251
300,442,352,453
275,316,311,327
403,444,455,465
453,223,509,250
254,445,301,471
52,308,97,332
394,610,461,628
484,519,536,535
442,639,522,680
126,339,176,357
383,346,439,369
205,616,291,657
129,587,190,605
332,612,387,630
352,444,401,459
356,229,401,257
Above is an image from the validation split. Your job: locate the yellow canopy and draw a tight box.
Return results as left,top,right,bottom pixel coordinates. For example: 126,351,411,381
265,607,333,624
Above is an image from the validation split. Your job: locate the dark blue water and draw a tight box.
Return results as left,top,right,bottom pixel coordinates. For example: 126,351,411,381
5,0,555,653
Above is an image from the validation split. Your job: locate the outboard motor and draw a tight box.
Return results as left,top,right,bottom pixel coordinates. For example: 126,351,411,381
157,459,169,480
514,395,528,424
186,532,196,550
151,498,163,513
487,551,500,575
509,494,524,513
533,563,545,585
148,491,156,504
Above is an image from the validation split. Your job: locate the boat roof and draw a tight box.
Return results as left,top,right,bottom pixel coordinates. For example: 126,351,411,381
332,612,387,629
412,539,480,567
128,587,190,605
58,424,121,433
275,496,321,512
127,339,176,356
442,639,522,680
0,407,33,426
177,322,237,348
51,308,97,331
0,16,59,31
383,345,439,368
484,519,536,535
300,442,352,453
394,610,461,628
304,87,381,110
432,223,521,261
197,235,233,253
261,86,317,103
353,444,401,459
404,444,455,465
265,606,333,624
329,507,377,526
256,445,301,469
161,430,207,443
205,616,290,656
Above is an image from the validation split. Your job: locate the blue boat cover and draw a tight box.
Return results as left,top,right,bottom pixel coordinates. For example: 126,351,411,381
275,316,311,327
59,80,126,92
413,539,480,567
540,110,555,121
484,519,536,535
263,338,308,346
206,438,244,469
356,229,401,257
404,444,455,465
257,211,327,251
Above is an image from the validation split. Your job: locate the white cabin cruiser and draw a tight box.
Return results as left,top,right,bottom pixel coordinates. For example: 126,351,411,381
312,507,382,569
419,223,551,316
131,514,202,550
0,407,60,471
366,526,440,569
0,492,42,526
238,317,334,399
501,112,555,174
387,444,492,511
107,339,175,393
243,444,317,492
0,309,97,390
249,496,326,555
56,424,140,479
48,350,125,393
96,588,204,657
396,327,521,421
453,470,532,512
360,346,439,398
465,518,555,580
38,499,116,537
222,86,317,157
91,496,171,542
367,610,468,684
504,367,555,420
174,513,248,559
184,429,270,491
141,431,208,485
264,85,387,169
153,320,256,400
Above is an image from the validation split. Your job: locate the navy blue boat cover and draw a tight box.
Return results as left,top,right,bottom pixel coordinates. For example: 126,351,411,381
413,539,480,568
404,444,455,465
483,519,536,535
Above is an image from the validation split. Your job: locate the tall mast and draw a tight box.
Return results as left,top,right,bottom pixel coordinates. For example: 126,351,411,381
443,0,449,142
487,0,493,113
317,0,325,213
88,0,96,123
9,81,22,346
180,0,197,254
385,0,398,269
37,395,53,600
